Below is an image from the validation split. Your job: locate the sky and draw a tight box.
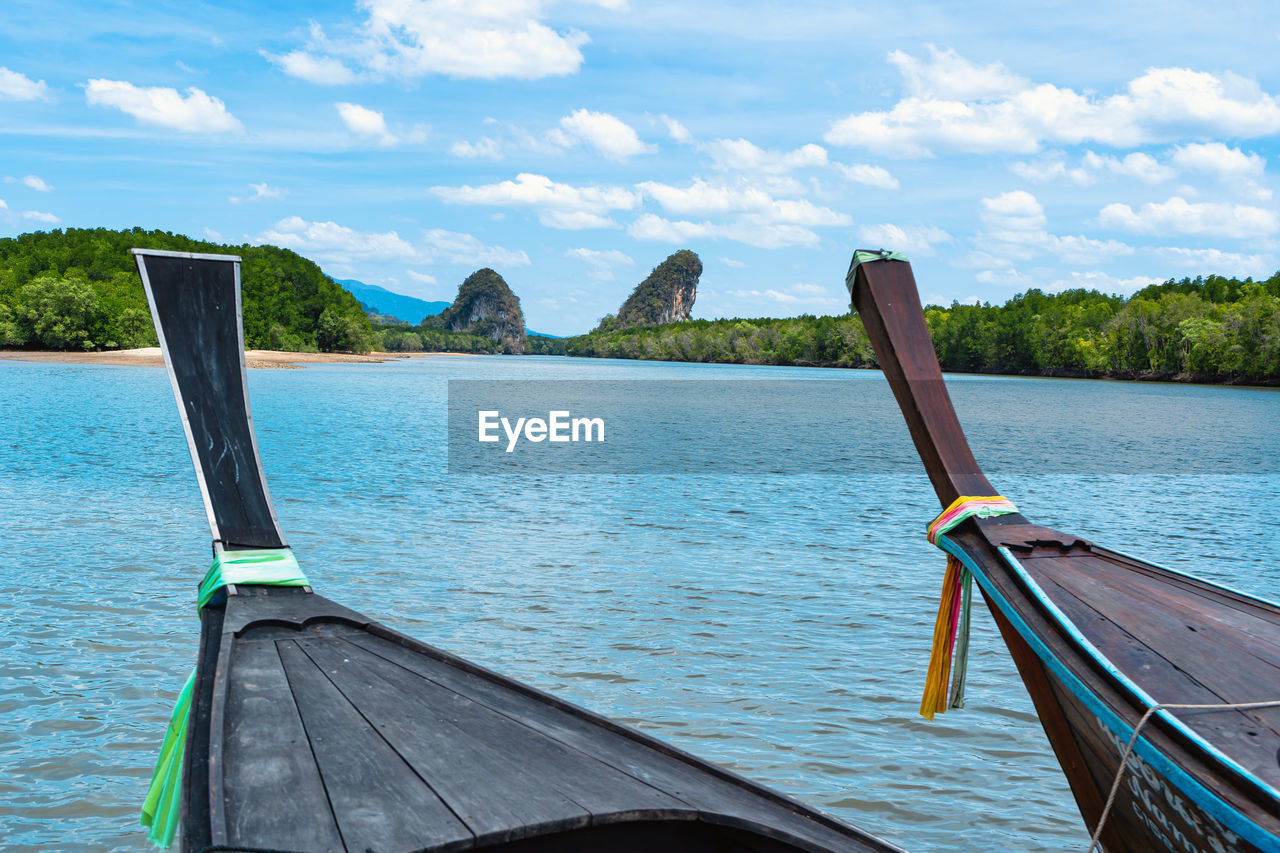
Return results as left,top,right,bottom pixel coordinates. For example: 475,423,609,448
2,0,1279,336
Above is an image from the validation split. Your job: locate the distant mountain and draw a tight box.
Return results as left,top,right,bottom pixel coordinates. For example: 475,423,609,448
334,278,449,324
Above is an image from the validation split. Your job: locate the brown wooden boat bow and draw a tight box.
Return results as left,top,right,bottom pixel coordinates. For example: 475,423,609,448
849,250,1280,853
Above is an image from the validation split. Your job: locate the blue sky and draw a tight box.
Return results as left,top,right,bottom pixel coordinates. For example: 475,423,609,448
2,0,1278,335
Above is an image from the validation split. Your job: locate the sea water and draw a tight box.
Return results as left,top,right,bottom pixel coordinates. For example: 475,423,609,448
1,354,1277,852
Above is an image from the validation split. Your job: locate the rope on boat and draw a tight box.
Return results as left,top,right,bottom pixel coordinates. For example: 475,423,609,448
920,495,1019,720
141,549,309,849
1086,699,1280,853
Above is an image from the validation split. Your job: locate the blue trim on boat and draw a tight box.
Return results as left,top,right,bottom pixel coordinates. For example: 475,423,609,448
995,545,1280,802
935,533,1279,850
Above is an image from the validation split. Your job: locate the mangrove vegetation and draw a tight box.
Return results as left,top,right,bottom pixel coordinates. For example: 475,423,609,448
554,273,1280,383
0,228,373,352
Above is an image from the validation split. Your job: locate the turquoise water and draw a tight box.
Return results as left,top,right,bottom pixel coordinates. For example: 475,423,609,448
1,354,1277,852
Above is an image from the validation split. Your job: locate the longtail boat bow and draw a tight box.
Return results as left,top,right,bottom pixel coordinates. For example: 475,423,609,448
848,249,1280,853
132,248,903,853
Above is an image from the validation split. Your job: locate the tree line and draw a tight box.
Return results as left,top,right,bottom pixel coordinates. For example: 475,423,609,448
0,228,373,352
547,272,1280,383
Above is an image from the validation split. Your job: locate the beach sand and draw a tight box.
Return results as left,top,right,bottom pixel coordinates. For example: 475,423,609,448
0,348,472,369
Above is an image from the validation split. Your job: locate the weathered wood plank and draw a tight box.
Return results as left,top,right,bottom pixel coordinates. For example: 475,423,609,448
1028,553,1280,672
298,638,695,833
221,586,371,636
1030,556,1280,754
1033,570,1280,780
277,639,474,852
294,636,595,845
341,629,896,853
222,636,344,852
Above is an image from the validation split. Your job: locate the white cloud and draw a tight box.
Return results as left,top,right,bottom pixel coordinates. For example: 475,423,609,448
1170,142,1271,200
229,182,285,204
275,0,599,83
704,138,827,174
23,210,60,224
262,50,358,85
85,79,242,133
0,199,8,209
1046,270,1161,295
1099,196,1279,238
660,114,692,143
335,102,425,146
566,247,633,266
421,229,530,267
1011,155,1093,185
1081,151,1176,184
724,282,844,311
627,213,820,249
1155,247,1275,278
539,210,617,229
1171,142,1264,176
405,269,439,285
203,227,223,241
857,223,952,256
336,101,387,136
558,109,654,160
979,190,1132,263
431,172,639,229
22,175,52,192
450,137,501,158
836,163,899,189
889,45,1027,100
451,111,653,162
0,67,50,101
260,215,419,260
721,257,746,268
258,215,529,268
566,247,633,279
638,179,849,228
980,190,1046,233
826,50,1280,156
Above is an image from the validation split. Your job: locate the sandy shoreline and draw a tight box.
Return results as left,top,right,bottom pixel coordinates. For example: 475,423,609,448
0,348,475,369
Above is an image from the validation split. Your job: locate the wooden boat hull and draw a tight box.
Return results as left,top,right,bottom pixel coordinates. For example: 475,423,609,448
950,526,1280,852
130,249,903,853
178,585,902,853
846,251,1280,853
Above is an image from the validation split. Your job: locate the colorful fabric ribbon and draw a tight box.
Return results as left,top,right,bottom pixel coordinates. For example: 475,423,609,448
920,495,1018,720
141,548,308,848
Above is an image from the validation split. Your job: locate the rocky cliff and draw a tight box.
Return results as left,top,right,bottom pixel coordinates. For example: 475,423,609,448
432,268,526,354
597,250,701,332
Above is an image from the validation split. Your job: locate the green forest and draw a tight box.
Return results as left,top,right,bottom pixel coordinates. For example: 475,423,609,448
555,272,1280,383
374,321,507,354
0,228,372,352
4,227,1278,383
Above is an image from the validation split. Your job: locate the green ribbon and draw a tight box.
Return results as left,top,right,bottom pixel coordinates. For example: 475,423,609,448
140,670,195,847
845,248,911,293
196,548,308,610
141,548,308,848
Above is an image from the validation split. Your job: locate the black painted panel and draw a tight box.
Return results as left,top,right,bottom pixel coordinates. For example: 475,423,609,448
135,252,284,548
